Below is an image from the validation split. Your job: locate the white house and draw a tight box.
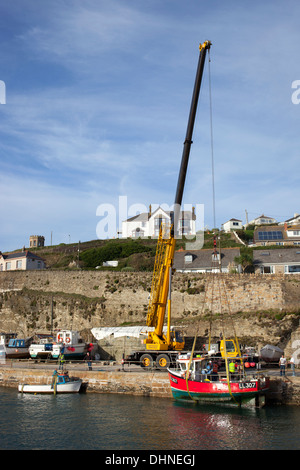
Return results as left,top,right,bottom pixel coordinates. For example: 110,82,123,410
285,225,300,245
248,214,277,226
222,219,243,232
121,206,196,238
0,250,46,271
279,213,300,226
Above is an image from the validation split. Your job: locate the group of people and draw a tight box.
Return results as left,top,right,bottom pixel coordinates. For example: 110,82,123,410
199,358,243,382
279,354,296,377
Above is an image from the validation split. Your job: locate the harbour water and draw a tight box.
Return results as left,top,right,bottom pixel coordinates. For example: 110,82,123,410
0,386,299,451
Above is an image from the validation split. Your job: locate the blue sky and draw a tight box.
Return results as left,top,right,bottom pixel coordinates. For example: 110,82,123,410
0,0,299,251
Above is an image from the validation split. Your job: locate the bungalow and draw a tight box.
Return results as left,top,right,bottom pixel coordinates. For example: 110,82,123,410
222,218,243,232
0,250,46,271
121,205,196,239
248,214,277,226
173,248,241,273
253,248,300,274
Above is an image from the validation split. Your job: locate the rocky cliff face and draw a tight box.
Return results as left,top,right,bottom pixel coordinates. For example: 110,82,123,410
0,271,299,351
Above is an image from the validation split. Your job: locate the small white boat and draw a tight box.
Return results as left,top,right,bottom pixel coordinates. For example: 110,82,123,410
18,370,82,394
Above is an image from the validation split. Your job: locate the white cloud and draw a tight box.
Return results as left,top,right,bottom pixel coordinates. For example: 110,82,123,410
0,0,299,249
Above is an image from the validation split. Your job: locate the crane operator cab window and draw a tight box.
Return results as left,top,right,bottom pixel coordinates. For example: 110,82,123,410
174,331,184,343
225,340,236,352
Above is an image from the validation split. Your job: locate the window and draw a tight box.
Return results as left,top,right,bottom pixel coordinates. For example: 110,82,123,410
285,265,300,273
5,262,11,270
225,340,236,352
261,266,274,274
258,231,283,241
16,260,22,269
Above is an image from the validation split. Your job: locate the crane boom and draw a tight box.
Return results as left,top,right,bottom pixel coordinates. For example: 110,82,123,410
145,41,211,352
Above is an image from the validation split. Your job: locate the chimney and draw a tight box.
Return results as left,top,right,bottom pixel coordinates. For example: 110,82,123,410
149,204,152,218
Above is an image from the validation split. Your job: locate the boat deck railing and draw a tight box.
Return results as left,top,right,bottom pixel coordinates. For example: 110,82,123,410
169,368,269,383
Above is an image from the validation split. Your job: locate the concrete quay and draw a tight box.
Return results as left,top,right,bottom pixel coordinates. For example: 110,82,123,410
0,361,300,405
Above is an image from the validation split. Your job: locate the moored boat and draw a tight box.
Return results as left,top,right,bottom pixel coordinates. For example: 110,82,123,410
51,330,88,359
29,334,54,359
18,369,82,394
260,344,284,364
0,333,17,360
29,330,88,359
168,354,270,407
5,337,33,359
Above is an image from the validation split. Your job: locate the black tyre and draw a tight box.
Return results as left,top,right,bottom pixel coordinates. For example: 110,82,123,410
140,354,154,369
156,354,170,371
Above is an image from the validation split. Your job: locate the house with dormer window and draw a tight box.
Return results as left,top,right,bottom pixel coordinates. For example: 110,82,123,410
173,248,241,273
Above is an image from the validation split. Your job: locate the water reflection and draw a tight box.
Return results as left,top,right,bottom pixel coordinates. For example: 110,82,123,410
0,387,299,450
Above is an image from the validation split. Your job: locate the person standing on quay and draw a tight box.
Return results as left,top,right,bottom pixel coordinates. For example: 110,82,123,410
279,354,287,376
289,356,296,377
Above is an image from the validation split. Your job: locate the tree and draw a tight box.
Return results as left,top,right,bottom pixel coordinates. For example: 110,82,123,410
234,248,253,273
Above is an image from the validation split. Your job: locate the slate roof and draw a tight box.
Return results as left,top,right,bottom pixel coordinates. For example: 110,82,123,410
173,248,240,271
0,250,44,261
125,207,195,222
253,225,300,242
253,248,300,266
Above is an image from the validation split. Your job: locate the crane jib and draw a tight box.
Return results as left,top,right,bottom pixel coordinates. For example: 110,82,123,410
172,40,211,237
145,41,212,353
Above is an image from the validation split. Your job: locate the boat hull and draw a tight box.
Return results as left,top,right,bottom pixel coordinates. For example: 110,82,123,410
5,348,30,359
51,344,87,359
18,380,82,394
168,371,269,406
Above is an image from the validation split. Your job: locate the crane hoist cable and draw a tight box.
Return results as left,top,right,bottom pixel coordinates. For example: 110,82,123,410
208,48,216,230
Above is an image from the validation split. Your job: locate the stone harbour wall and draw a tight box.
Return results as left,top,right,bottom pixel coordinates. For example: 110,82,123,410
0,270,299,354
0,366,172,398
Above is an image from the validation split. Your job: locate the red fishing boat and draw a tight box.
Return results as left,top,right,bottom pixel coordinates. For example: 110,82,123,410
168,354,270,407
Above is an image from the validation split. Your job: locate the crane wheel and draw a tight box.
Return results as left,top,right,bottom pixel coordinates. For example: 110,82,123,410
156,354,171,371
140,354,153,369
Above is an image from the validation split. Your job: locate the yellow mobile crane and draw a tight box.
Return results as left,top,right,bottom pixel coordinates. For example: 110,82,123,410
125,41,212,370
